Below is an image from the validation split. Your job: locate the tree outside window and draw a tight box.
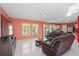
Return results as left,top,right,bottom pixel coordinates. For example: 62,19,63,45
50,25,54,31
22,24,30,35
45,25,50,35
51,25,56,30
32,24,38,34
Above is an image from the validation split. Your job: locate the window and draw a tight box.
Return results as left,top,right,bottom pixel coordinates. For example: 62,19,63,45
68,26,73,32
51,25,56,30
32,24,38,34
8,24,13,35
51,25,54,30
22,24,30,35
56,25,61,29
62,25,67,33
75,24,78,29
45,24,50,35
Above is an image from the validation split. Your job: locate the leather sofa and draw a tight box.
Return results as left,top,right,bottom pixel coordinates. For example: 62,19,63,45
41,33,75,56
45,29,65,42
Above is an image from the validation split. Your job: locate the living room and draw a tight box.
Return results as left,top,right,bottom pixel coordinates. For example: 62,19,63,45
0,3,79,56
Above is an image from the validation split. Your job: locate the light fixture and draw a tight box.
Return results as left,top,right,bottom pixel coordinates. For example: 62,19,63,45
66,3,79,17
43,14,47,17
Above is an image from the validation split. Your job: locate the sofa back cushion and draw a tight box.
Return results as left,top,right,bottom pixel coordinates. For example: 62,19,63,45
50,33,75,48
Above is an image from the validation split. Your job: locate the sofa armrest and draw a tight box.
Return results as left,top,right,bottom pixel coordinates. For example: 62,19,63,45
41,41,50,47
41,41,57,55
41,41,57,52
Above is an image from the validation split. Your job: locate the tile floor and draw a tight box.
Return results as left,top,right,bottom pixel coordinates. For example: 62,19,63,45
15,38,79,56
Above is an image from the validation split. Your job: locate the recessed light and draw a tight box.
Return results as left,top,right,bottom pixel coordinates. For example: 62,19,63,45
43,14,47,17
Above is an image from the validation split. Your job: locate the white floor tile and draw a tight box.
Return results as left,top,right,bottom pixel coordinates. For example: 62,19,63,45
15,38,79,56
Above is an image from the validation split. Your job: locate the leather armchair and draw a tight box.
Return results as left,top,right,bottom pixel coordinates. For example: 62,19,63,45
41,33,75,56
45,30,65,42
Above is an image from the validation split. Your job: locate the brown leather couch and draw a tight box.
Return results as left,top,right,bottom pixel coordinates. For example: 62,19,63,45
41,33,75,56
45,29,65,42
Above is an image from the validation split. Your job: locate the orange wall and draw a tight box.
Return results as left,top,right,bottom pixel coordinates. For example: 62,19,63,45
0,7,78,42
77,16,79,43
1,15,12,36
0,7,12,37
11,18,77,41
0,13,1,37
11,19,44,40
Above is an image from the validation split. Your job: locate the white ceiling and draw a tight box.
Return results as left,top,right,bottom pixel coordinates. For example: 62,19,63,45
0,3,78,23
